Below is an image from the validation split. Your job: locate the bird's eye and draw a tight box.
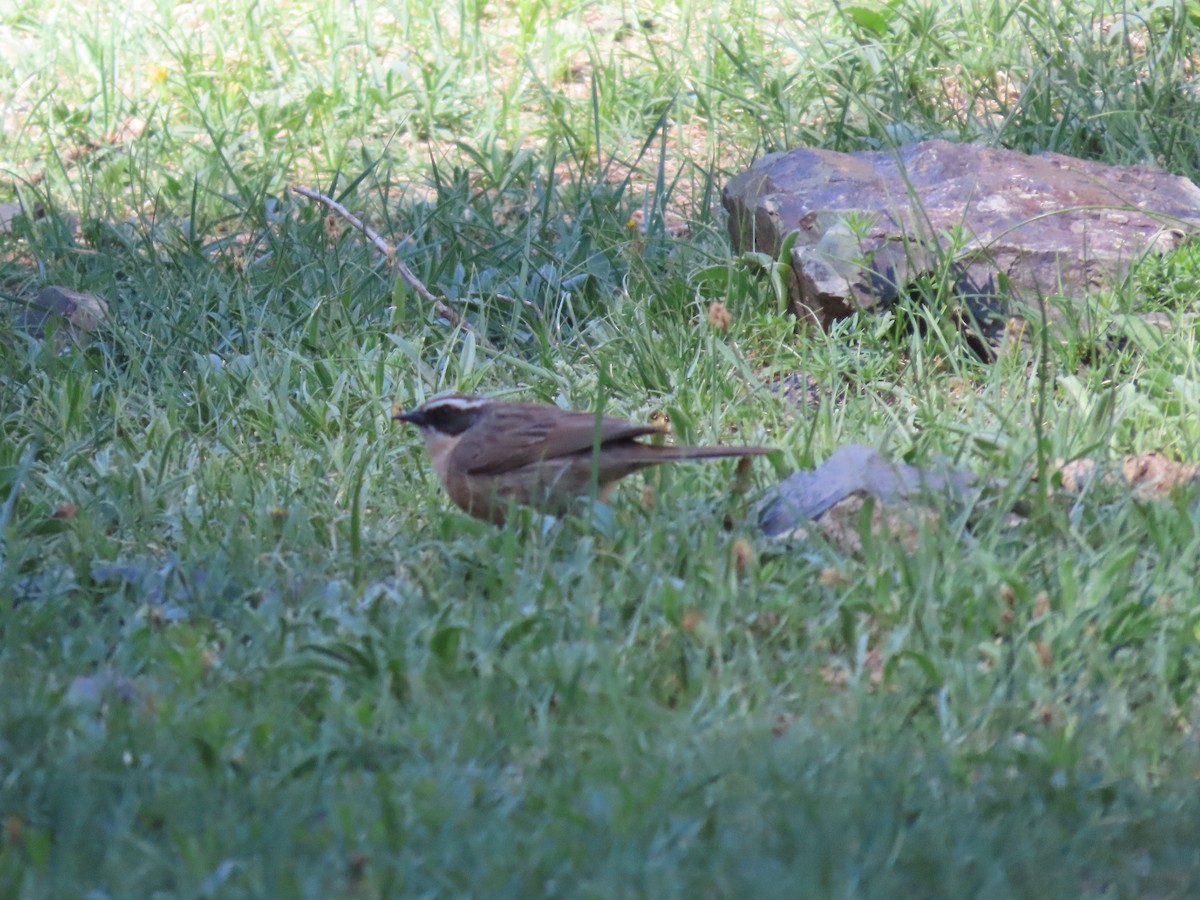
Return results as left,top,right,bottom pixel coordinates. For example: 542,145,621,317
421,402,481,435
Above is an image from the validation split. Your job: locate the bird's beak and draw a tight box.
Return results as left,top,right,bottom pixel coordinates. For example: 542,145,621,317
392,405,425,425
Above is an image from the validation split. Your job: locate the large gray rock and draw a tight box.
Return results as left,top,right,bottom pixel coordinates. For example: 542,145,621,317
723,140,1200,338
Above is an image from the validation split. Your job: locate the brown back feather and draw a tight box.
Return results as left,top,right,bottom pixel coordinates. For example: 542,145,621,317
451,403,668,475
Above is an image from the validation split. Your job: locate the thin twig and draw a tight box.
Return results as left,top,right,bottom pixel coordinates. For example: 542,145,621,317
290,184,490,346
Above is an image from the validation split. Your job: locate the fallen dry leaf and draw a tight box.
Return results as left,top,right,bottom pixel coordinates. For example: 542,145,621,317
812,493,940,554
731,537,755,572
818,567,851,587
1057,453,1199,498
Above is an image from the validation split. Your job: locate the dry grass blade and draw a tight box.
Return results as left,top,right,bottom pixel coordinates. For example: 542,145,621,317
290,184,493,348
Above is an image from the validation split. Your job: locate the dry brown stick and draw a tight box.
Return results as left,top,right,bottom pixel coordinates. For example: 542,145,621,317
290,184,491,346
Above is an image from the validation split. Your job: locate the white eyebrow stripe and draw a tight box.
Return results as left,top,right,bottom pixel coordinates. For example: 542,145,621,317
421,395,489,412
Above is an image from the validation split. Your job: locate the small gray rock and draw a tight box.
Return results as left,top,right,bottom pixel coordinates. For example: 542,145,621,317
757,444,979,538
10,285,109,346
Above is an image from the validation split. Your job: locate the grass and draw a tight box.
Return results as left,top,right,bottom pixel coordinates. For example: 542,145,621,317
3,0,1200,895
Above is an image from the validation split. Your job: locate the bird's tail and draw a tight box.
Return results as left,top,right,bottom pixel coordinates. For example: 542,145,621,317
650,444,773,460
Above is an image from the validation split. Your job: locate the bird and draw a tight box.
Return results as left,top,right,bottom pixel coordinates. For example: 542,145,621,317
393,394,772,524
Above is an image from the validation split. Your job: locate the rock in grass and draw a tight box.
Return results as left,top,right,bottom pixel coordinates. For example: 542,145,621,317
757,444,980,541
723,140,1200,346
8,285,109,348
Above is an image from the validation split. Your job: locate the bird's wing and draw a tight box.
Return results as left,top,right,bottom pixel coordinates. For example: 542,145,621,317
452,404,666,475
